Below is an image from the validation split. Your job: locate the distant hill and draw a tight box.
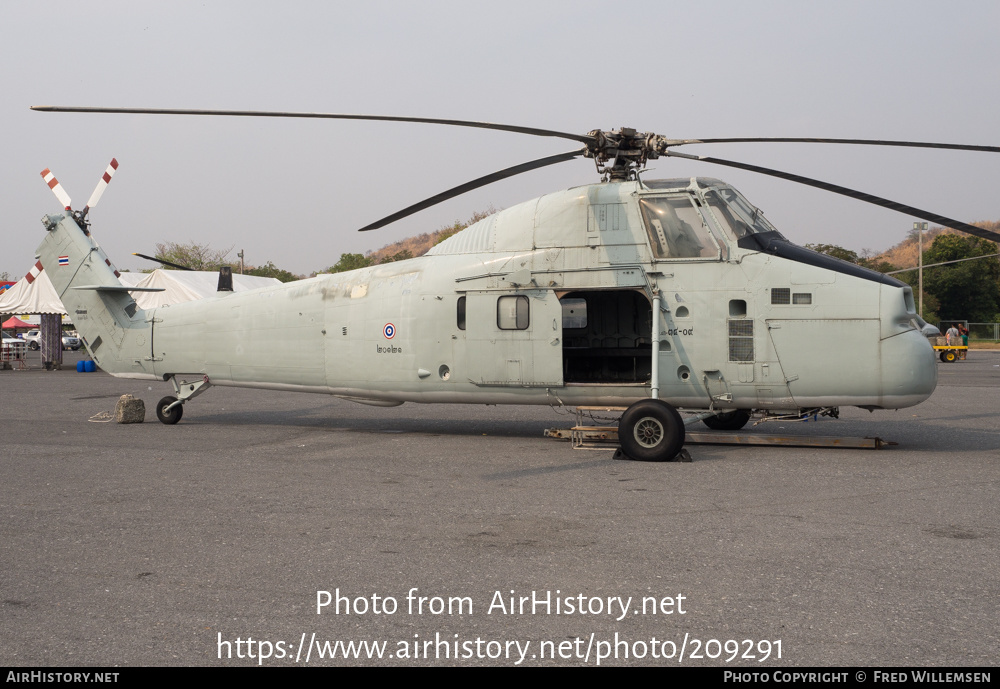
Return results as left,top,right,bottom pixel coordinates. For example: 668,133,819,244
872,221,999,269
364,207,498,263
365,228,456,263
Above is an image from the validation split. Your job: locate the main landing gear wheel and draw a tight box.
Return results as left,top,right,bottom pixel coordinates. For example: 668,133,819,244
702,409,752,431
618,399,685,462
156,396,183,425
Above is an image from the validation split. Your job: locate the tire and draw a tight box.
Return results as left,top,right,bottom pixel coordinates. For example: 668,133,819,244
703,409,751,431
943,351,957,363
156,396,183,425
28,342,38,351
618,399,685,462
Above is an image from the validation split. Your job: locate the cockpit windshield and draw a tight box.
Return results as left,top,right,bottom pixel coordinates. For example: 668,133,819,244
703,186,783,241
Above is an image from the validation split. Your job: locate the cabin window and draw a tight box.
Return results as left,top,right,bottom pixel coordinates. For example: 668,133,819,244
561,298,587,329
497,295,529,330
638,196,718,259
457,296,466,330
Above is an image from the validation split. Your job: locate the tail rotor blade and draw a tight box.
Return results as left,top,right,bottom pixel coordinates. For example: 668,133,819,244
85,158,119,211
40,169,72,209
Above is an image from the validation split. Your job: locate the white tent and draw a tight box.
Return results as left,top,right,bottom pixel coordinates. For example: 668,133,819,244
117,270,281,308
0,266,66,315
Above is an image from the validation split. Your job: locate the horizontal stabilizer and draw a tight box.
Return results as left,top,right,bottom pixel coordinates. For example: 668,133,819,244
71,285,165,292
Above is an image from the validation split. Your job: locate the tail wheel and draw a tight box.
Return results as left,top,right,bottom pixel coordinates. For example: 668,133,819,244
703,409,752,431
156,396,183,425
618,399,685,462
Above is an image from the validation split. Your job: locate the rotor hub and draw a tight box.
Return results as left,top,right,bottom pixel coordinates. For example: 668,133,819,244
584,128,669,181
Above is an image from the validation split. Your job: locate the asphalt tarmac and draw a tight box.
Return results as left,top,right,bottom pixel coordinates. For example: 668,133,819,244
1,350,997,667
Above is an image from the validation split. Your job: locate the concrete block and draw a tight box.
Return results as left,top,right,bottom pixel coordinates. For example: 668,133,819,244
114,394,145,424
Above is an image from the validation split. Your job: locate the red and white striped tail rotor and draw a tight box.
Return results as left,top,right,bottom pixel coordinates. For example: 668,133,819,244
40,168,72,209
24,260,44,284
85,158,119,211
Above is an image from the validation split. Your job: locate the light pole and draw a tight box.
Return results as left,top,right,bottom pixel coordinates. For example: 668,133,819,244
913,221,927,317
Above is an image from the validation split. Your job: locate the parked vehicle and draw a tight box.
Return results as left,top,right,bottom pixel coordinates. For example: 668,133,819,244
2,336,26,361
23,329,41,350
21,329,81,350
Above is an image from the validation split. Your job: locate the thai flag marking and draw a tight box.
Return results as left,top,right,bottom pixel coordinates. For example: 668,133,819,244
59,256,70,266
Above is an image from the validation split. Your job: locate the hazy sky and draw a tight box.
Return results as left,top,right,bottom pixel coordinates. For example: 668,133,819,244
3,1,998,277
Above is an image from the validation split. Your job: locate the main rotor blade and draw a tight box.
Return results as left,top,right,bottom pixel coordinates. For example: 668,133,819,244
359,149,585,232
665,137,1000,153
132,252,194,271
31,105,595,146
665,150,1000,244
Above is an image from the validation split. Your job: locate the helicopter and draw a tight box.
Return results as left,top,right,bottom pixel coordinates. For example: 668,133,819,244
29,106,1000,461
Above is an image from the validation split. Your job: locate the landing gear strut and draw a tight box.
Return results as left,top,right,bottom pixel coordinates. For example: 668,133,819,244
155,375,212,425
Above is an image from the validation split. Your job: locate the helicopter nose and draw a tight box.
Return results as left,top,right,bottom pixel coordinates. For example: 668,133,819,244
878,329,937,408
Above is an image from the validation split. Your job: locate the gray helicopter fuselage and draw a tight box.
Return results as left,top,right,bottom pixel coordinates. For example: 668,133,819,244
37,177,936,413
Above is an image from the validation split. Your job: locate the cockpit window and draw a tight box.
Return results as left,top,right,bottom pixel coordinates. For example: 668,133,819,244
638,196,719,260
703,187,783,241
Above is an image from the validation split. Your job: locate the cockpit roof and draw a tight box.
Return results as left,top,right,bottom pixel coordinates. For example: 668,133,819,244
641,177,728,190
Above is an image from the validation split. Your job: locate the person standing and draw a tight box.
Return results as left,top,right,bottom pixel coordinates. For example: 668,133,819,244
958,323,969,359
946,324,960,345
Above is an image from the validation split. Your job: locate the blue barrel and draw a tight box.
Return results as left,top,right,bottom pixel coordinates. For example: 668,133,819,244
84,360,97,373
76,360,85,372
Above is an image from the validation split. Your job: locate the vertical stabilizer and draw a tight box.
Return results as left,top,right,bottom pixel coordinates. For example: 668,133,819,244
36,211,155,379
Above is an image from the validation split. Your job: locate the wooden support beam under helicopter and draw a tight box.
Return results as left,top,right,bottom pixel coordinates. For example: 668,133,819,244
544,425,894,450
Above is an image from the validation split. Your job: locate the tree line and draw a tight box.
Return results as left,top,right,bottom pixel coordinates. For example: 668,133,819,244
806,232,1000,323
